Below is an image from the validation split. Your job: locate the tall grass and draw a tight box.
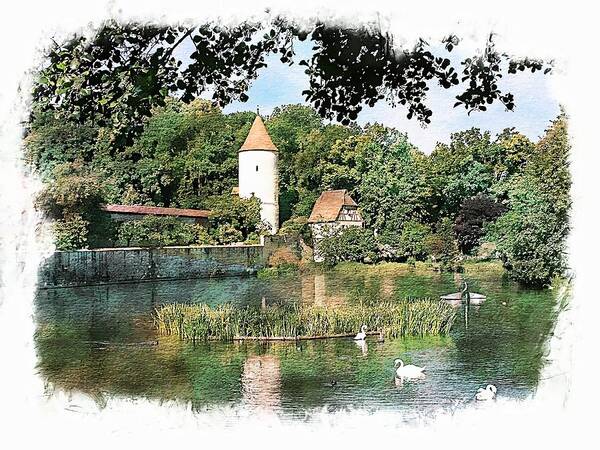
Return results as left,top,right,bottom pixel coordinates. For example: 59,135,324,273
155,299,456,341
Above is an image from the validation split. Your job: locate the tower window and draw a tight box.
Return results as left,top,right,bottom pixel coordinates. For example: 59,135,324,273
256,165,259,172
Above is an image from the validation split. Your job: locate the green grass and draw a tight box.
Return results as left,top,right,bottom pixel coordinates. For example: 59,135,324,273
308,260,503,276
154,298,457,342
257,264,299,279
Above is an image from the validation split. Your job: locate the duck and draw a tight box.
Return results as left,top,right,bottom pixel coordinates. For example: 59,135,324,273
354,324,367,340
394,359,426,379
475,384,497,401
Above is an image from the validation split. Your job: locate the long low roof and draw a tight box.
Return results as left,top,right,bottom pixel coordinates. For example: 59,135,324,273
103,204,211,218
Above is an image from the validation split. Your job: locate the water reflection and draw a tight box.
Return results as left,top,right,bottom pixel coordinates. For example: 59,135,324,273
34,267,560,417
303,273,346,306
354,339,368,356
242,354,282,412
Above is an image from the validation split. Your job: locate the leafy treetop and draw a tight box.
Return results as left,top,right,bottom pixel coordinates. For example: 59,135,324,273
32,19,551,148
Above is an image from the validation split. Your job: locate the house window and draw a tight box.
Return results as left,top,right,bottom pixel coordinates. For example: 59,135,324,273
256,165,259,172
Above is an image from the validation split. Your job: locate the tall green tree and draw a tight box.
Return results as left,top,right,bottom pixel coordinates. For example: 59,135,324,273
426,128,496,222
266,105,323,221
291,124,356,216
357,130,428,240
488,115,570,286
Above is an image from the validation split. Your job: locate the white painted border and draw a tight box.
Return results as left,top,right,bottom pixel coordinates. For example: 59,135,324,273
1,1,598,448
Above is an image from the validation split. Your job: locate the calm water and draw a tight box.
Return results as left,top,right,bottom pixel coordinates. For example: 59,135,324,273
34,265,558,419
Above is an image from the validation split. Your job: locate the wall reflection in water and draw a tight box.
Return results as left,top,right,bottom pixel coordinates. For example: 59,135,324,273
242,354,282,412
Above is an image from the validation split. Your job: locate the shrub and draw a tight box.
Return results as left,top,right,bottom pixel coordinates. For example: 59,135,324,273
36,162,107,249
204,194,266,239
397,221,432,260
211,223,244,245
317,226,378,266
244,232,261,245
117,216,203,247
424,218,460,270
35,162,105,219
453,194,506,254
196,226,215,245
257,264,299,279
486,185,567,286
278,216,312,244
53,214,89,250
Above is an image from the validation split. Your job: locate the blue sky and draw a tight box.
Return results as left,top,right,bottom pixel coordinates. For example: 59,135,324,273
182,38,560,153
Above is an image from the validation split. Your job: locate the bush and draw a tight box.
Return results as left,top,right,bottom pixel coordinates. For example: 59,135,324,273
211,223,244,245
36,162,105,219
317,226,378,266
486,185,566,286
453,194,506,254
36,162,107,249
196,226,215,245
278,216,312,244
244,232,261,245
116,216,203,247
397,221,432,260
424,218,460,270
257,264,299,279
204,194,267,239
53,214,89,250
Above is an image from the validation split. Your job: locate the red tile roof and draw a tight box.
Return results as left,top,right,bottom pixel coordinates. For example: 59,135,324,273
103,204,210,218
239,115,278,152
308,190,358,223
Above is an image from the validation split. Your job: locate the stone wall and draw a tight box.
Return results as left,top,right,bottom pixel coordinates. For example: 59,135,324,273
38,244,271,288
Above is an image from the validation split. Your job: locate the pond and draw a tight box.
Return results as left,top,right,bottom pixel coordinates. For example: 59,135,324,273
34,263,558,420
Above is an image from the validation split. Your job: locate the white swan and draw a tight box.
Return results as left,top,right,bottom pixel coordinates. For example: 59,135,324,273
475,384,497,401
394,359,425,379
354,325,367,340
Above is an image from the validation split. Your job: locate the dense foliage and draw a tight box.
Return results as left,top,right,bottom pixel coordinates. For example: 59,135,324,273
32,20,549,149
116,216,205,247
35,162,114,248
488,116,570,286
454,194,506,254
317,226,379,266
26,96,569,285
423,218,461,270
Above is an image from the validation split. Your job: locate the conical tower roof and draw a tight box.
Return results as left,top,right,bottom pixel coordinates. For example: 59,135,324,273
239,115,278,152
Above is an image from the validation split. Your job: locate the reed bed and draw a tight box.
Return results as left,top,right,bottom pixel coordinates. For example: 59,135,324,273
154,298,456,342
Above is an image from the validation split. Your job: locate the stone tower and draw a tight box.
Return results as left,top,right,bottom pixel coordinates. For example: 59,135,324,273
238,115,279,234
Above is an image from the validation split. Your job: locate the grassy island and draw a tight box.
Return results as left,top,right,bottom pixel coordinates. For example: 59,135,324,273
154,299,456,342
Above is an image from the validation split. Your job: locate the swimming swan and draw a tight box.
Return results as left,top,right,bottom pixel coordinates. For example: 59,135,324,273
354,325,367,340
394,359,425,378
475,384,497,401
